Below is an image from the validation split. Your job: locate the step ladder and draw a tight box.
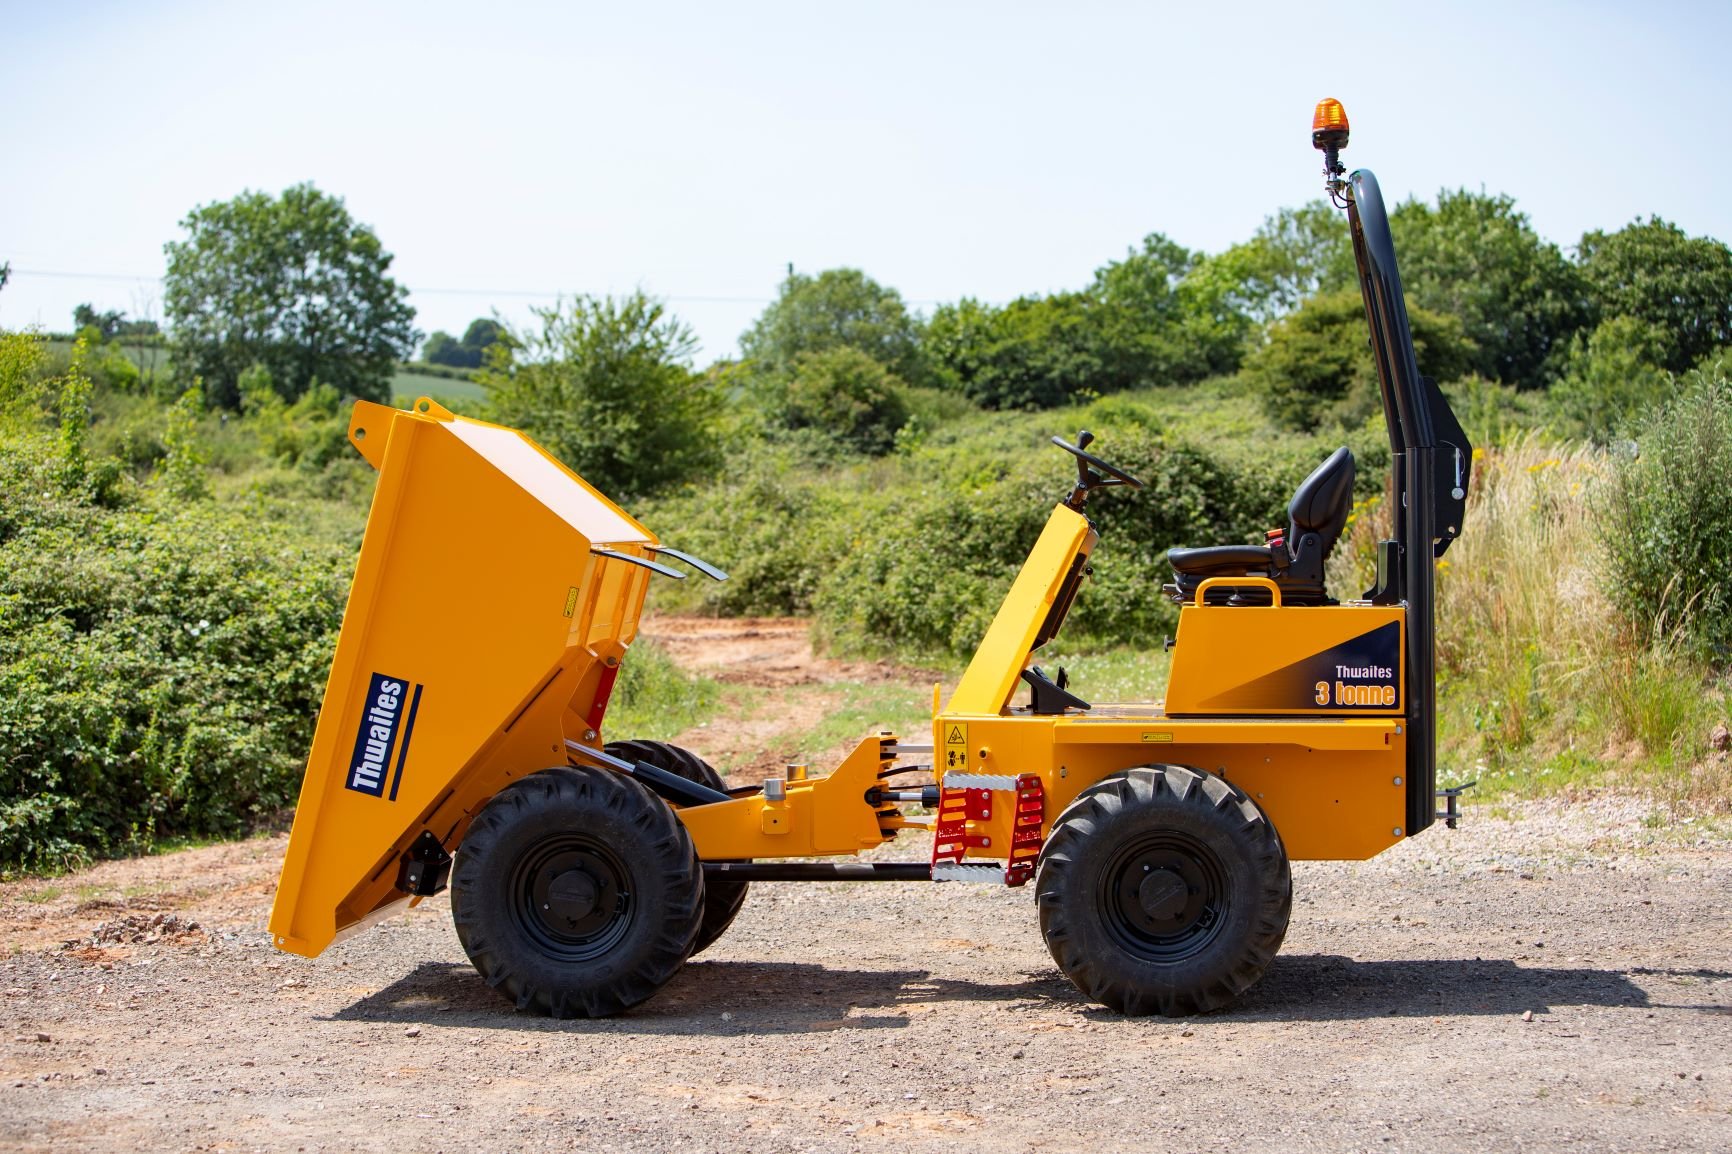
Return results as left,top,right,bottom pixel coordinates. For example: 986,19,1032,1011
930,772,1045,886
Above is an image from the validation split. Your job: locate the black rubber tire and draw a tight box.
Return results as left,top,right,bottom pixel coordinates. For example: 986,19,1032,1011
1036,765,1291,1016
450,766,702,1018
605,739,748,955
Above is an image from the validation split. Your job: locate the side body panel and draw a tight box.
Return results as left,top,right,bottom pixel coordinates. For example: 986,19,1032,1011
1166,603,1407,717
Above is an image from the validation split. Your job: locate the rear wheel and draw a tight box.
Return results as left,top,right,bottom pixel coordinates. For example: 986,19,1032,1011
451,767,702,1018
606,739,749,955
1036,765,1290,1016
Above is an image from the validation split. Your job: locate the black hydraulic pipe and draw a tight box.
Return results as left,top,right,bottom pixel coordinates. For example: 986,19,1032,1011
564,740,733,808
702,862,933,882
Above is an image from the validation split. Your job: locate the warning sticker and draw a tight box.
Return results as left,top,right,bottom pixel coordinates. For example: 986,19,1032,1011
943,722,969,774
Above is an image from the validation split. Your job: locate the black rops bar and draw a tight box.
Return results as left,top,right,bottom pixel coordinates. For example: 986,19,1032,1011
1345,170,1473,838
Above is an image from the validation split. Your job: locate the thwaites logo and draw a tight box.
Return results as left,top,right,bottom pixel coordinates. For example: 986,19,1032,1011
346,672,424,800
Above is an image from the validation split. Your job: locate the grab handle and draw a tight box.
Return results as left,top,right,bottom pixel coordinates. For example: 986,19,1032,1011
1193,576,1283,608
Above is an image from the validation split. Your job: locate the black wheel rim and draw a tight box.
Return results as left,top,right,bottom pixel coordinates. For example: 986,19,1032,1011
1099,830,1231,963
509,835,634,963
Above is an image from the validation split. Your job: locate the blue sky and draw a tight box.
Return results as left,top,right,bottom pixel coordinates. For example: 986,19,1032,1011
3,0,1727,363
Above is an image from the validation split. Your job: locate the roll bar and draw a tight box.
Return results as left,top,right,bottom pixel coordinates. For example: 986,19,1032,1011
1343,169,1474,837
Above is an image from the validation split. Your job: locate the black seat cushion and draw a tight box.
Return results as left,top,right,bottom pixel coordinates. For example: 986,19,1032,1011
1167,544,1273,578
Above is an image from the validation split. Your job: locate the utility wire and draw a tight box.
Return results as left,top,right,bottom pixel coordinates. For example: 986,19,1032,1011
4,267,956,307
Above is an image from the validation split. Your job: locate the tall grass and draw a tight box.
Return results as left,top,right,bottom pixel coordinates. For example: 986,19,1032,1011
1331,434,1728,808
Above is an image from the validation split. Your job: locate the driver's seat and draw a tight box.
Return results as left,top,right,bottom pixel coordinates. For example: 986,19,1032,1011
1165,446,1355,606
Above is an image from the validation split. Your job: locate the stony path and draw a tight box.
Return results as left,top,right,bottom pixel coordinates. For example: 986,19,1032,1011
1,620,1728,1152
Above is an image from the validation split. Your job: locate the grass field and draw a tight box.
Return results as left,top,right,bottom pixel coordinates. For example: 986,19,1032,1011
391,366,486,405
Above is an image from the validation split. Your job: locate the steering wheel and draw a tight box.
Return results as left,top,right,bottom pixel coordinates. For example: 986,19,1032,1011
1053,430,1143,508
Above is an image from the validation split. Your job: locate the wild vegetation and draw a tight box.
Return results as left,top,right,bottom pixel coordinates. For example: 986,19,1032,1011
2,181,1729,872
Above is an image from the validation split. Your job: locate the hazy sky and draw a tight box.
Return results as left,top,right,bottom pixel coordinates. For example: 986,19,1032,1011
4,0,1727,363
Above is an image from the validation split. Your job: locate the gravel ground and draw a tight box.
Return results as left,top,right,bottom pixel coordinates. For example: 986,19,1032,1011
1,795,1728,1154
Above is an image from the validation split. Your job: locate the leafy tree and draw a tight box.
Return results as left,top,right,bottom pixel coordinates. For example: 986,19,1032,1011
1389,189,1590,389
926,293,1110,409
424,319,505,369
461,318,505,361
479,292,719,502
73,304,127,341
423,331,466,366
755,346,909,455
1091,232,1247,385
1550,315,1671,440
1185,201,1355,327
1245,290,1475,430
929,233,1262,410
741,268,925,384
1578,217,1732,374
163,183,419,408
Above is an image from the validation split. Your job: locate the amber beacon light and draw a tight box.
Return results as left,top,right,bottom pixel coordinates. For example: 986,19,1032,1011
1312,98,1350,147
1312,97,1350,196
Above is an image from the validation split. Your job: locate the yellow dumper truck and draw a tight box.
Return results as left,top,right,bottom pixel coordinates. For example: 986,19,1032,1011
269,100,1474,1017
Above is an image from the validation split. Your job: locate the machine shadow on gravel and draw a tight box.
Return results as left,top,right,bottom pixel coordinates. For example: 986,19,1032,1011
326,953,1665,1032
1232,954,1653,1020
325,959,1086,1034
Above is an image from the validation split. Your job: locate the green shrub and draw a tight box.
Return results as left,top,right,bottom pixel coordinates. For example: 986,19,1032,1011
926,294,1110,410
754,346,910,455
1603,364,1732,663
480,293,720,503
0,428,354,871
1,330,51,423
1245,291,1475,430
606,639,717,741
1550,315,1671,440
1443,374,1553,449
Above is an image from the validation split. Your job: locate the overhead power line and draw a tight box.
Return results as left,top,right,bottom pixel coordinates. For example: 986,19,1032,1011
4,267,954,307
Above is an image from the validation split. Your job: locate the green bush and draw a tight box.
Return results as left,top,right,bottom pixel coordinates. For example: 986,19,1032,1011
651,398,1380,661
1,330,51,422
1602,364,1732,663
740,268,927,386
1245,290,1475,430
480,292,720,503
926,294,1111,410
753,347,910,455
0,427,355,871
1550,315,1671,440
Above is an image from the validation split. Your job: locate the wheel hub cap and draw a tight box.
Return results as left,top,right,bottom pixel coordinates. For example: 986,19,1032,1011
1137,868,1189,921
546,869,600,924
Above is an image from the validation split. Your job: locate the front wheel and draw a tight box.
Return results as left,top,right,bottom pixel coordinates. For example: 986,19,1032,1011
1036,765,1291,1016
451,767,703,1018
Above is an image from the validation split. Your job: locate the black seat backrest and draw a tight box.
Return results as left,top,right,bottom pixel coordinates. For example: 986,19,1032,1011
1288,446,1355,556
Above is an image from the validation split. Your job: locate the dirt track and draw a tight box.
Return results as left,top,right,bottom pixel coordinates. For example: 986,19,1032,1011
2,620,1729,1153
